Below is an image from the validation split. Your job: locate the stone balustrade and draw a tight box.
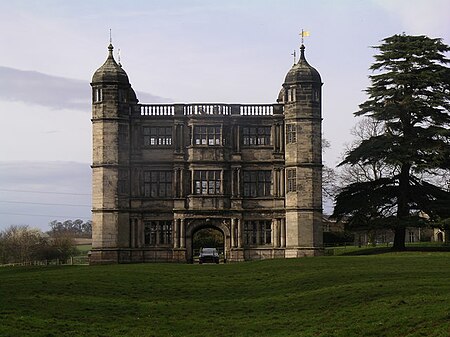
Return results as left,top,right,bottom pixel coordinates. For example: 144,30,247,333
140,104,175,116
138,103,283,117
239,104,274,116
184,104,231,115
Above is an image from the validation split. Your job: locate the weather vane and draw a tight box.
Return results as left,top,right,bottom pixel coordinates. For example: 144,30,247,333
300,29,310,45
109,28,112,44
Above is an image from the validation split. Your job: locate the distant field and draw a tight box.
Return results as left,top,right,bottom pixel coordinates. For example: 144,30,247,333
1,253,449,337
75,243,92,255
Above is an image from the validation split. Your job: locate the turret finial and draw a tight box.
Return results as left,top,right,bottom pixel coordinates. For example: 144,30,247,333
107,29,114,57
300,29,310,45
108,43,114,57
300,44,306,61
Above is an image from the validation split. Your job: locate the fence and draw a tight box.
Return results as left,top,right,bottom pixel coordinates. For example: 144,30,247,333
0,255,89,267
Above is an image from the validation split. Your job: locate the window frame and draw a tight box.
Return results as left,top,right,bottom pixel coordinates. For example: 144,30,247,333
242,126,271,146
193,170,221,195
143,126,173,147
286,124,296,144
243,170,272,197
144,220,173,246
93,87,103,103
243,220,272,246
286,168,297,193
193,125,221,146
143,171,173,198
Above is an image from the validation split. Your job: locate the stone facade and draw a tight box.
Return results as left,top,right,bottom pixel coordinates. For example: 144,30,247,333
90,43,323,264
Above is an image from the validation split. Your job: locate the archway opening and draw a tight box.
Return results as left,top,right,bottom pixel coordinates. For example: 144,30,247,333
193,227,224,260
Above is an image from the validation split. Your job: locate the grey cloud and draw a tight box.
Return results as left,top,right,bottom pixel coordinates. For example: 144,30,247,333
0,66,171,111
0,161,92,230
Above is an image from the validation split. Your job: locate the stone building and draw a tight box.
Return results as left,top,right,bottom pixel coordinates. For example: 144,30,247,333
90,42,323,264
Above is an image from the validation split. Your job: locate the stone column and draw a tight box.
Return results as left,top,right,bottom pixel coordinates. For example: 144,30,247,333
231,218,236,248
280,218,286,247
129,219,134,248
180,124,184,150
236,125,240,153
237,168,241,197
273,169,278,197
231,168,236,197
173,218,179,248
173,168,179,198
272,124,277,152
276,218,281,247
180,168,184,197
180,219,185,248
280,169,285,196
138,218,144,248
271,219,276,247
191,170,194,196
237,218,243,248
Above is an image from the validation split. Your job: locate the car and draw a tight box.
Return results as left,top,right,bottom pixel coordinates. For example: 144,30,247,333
199,247,220,264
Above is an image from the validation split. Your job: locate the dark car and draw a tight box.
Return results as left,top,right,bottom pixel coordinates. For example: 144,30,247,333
199,248,220,264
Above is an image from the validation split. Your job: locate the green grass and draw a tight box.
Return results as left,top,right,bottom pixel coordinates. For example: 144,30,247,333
1,253,450,337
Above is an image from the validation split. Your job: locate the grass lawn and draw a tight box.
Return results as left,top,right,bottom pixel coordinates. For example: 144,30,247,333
74,244,92,255
1,253,449,337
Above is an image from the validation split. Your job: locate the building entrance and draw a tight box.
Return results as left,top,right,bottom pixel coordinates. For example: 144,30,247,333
185,218,231,263
192,227,224,263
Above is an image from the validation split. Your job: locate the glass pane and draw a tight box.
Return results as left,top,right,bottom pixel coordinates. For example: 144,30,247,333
195,181,201,194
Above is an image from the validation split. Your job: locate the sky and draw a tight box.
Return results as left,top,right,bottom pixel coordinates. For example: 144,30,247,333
0,0,449,231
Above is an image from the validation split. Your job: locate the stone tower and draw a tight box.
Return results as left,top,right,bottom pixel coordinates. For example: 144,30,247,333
90,43,138,263
281,44,323,256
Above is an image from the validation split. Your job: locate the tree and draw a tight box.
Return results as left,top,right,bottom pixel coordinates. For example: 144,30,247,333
322,138,339,204
333,34,450,250
0,225,46,264
49,219,92,238
339,118,395,184
193,228,224,252
0,225,78,264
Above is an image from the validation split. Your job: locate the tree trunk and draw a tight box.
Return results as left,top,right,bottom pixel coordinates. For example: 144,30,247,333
393,226,406,250
394,163,411,251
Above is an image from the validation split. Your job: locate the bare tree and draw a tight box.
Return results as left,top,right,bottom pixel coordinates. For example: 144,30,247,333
338,118,398,185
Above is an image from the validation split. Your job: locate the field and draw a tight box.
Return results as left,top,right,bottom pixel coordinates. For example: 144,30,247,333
1,252,449,337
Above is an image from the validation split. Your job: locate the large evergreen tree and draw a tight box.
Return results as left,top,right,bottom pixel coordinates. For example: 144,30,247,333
333,34,450,249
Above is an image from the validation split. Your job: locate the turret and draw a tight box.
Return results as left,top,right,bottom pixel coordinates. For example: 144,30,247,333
90,43,136,263
282,44,323,256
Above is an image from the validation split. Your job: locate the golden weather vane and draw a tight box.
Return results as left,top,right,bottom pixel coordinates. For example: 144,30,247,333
300,29,310,45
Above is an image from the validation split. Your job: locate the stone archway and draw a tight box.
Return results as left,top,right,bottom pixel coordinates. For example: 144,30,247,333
193,227,224,255
185,218,231,263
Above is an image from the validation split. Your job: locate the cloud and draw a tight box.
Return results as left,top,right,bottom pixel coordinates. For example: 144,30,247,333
0,66,172,111
0,161,91,231
373,0,450,36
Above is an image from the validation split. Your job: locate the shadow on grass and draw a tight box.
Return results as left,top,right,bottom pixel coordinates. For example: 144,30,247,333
340,245,450,256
